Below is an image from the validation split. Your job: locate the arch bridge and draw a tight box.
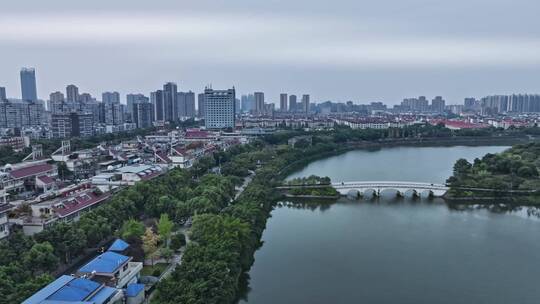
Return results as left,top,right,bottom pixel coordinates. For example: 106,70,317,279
332,181,449,197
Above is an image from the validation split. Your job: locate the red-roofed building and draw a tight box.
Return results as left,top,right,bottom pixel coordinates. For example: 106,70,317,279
24,188,111,235
169,146,195,168
0,162,57,202
185,129,210,139
429,119,489,130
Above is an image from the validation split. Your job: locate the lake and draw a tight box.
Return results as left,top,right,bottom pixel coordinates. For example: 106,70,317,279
239,145,540,304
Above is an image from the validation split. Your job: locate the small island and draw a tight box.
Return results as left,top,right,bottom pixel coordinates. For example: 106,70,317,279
282,175,340,198
446,142,540,203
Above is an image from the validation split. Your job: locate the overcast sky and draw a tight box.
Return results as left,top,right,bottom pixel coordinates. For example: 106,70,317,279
1,0,539,104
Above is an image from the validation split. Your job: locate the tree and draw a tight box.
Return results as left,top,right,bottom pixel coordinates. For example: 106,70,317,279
517,165,538,178
157,214,174,248
120,219,145,241
160,247,174,263
23,242,59,274
170,233,186,251
453,158,472,175
142,227,158,265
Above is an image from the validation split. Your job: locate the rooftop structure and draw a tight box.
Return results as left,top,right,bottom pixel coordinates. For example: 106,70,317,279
78,251,142,288
22,275,121,304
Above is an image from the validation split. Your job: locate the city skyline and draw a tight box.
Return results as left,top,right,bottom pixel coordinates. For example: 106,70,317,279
1,0,540,104
4,67,540,109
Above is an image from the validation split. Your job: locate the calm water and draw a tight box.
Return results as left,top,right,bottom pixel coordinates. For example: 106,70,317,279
239,146,540,304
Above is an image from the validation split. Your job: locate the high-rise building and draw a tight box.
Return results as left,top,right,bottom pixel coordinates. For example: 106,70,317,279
51,113,94,138
48,91,66,113
289,95,297,112
66,85,79,102
49,91,65,103
126,94,148,114
431,96,446,113
401,96,429,112
99,102,123,125
280,93,288,112
241,94,254,113
197,93,205,118
235,98,241,114
177,91,196,118
0,99,45,129
464,98,476,109
132,102,154,129
163,82,177,122
204,87,236,129
20,68,38,101
0,87,6,101
254,92,264,114
102,92,120,104
301,94,310,113
79,93,94,103
151,90,164,121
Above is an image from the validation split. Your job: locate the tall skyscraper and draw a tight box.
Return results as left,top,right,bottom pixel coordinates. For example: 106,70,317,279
289,95,297,112
204,87,236,129
102,91,120,104
280,93,288,112
163,82,177,122
0,87,6,101
254,92,264,114
66,85,79,102
20,68,37,101
197,93,205,118
151,90,164,121
301,94,310,113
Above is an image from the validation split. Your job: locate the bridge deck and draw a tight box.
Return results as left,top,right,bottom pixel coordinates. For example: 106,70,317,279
332,181,449,191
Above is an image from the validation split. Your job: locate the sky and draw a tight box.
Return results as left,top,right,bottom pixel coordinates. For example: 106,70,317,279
1,0,539,105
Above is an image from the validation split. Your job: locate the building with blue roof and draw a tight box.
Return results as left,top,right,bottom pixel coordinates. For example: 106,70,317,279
22,275,122,304
77,251,142,289
108,238,130,252
126,283,145,304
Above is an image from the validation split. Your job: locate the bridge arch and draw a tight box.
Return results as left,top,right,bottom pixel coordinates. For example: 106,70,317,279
332,181,449,198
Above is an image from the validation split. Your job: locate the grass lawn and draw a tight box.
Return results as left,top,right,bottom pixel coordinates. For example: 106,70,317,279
141,263,169,277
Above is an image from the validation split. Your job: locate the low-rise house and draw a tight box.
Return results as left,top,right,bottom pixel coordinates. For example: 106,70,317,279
169,146,195,168
0,161,57,202
115,165,164,184
22,275,124,304
77,251,143,289
23,185,111,235
23,240,144,304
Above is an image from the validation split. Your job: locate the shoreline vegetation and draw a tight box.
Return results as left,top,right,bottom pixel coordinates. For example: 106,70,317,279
446,142,540,204
2,124,540,303
281,175,340,198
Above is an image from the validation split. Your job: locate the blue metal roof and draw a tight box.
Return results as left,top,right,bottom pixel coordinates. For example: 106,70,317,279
126,283,145,297
22,275,118,304
23,275,74,304
48,277,101,301
79,251,129,274
107,239,130,252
